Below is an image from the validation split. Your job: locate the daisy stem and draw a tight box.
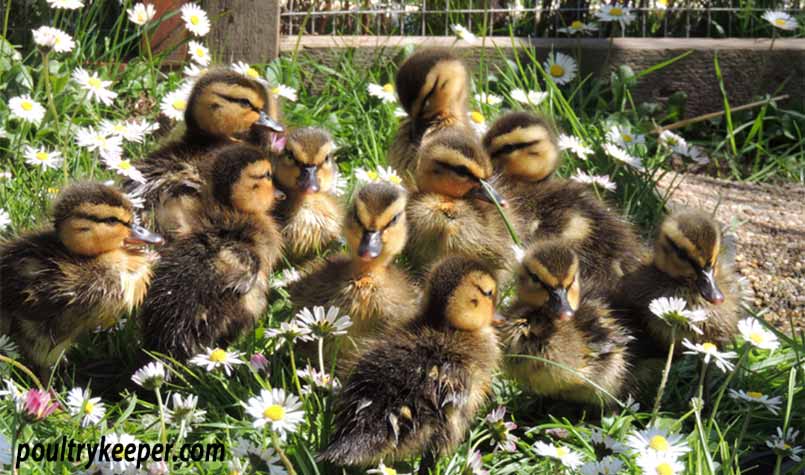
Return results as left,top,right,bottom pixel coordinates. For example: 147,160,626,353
40,51,68,184
317,337,326,377
651,325,676,425
734,408,752,452
271,430,298,475
0,354,43,390
694,401,716,474
706,343,749,434
773,454,783,475
154,386,168,445
697,360,709,403
287,344,305,397
141,25,156,93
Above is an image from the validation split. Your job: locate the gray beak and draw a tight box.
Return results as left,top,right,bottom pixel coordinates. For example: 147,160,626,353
297,165,320,193
127,224,164,246
696,266,724,304
254,111,284,133
549,288,575,321
274,189,287,201
358,230,383,260
468,179,508,208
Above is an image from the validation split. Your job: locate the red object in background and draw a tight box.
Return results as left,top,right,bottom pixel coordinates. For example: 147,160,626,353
149,0,188,61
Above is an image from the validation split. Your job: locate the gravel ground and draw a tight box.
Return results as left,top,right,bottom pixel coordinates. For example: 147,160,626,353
659,174,804,332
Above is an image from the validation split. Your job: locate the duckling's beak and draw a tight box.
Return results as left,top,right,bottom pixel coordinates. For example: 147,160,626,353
254,111,284,133
492,312,505,327
467,180,508,208
274,189,287,201
297,165,320,193
358,230,383,260
696,266,724,305
549,288,575,321
126,224,164,246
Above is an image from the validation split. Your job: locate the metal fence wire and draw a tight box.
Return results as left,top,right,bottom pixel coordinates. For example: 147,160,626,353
280,1,804,38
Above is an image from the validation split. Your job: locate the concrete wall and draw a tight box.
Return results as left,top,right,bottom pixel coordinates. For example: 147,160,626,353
279,36,805,117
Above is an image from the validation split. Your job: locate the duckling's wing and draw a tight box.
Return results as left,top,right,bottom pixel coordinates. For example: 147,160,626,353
131,159,205,206
214,244,260,294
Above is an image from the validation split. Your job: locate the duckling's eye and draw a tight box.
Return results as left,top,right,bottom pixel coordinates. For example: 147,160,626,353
387,212,401,227
667,238,697,269
100,217,121,225
475,285,493,298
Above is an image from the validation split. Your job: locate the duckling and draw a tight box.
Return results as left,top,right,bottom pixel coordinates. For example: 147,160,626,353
272,127,343,261
319,256,501,473
501,241,632,407
0,183,162,377
613,210,741,350
129,69,284,238
139,144,284,360
483,111,643,298
389,48,470,189
405,128,516,277
288,182,418,357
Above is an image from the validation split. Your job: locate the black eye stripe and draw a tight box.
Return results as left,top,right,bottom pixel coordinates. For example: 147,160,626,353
666,238,699,269
73,212,130,226
215,93,259,112
491,139,542,158
437,161,475,178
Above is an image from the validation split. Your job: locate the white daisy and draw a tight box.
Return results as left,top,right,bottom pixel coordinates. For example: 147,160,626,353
46,0,83,9
368,462,409,475
368,83,397,103
72,68,118,106
571,171,617,192
681,339,737,372
728,389,782,415
532,441,584,469
274,268,302,288
649,296,708,334
558,20,598,35
88,433,141,474
127,2,156,26
766,427,802,462
187,40,210,66
579,456,623,475
232,61,266,84
101,119,158,143
183,63,207,78
0,334,18,357
475,92,503,107
485,406,518,452
393,107,407,118
763,11,798,31
737,318,779,350
510,88,548,106
589,428,628,454
227,458,248,474
543,52,577,85
687,145,710,165
252,447,286,474
165,393,206,437
603,143,645,171
468,110,488,136
451,24,477,42
189,347,245,376
181,3,210,36
76,126,123,160
271,84,298,102
558,134,593,159
31,26,75,53
635,451,685,475
354,165,403,187
297,365,340,392
658,130,688,155
243,388,304,436
0,171,11,180
160,83,193,121
655,0,670,10
597,4,636,26
265,320,314,350
66,387,105,427
295,306,352,338
249,353,269,372
24,146,63,170
105,157,145,183
9,95,46,124
131,361,167,390
465,450,488,475
626,427,690,458
607,125,645,149
0,211,10,232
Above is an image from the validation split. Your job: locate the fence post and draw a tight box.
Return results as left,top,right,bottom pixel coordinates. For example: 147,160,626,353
202,0,281,63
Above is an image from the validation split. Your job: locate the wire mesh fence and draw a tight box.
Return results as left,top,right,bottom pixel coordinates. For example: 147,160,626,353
280,1,805,38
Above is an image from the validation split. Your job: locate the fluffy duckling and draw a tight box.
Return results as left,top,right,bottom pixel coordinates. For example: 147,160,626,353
484,112,643,297
613,210,741,349
130,69,284,238
501,242,632,407
139,144,284,360
0,183,162,377
389,48,470,188
320,256,501,472
272,127,343,261
405,128,516,276
288,182,418,355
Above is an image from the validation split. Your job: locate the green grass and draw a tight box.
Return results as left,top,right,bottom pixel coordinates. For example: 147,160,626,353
1,2,805,474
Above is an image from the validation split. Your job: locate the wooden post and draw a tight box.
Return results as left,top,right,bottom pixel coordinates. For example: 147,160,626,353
202,0,281,63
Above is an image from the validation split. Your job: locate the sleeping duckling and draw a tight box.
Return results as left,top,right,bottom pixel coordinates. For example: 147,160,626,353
139,144,284,360
484,111,643,297
0,183,162,377
288,182,418,356
501,242,632,407
272,127,343,261
613,210,741,349
405,128,516,277
130,69,284,238
320,256,501,473
390,48,470,188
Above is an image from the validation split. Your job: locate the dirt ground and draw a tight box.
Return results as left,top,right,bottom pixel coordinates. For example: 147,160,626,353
658,174,804,333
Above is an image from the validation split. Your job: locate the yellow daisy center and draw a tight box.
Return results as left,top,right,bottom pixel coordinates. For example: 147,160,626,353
549,64,565,78
21,101,33,111
48,187,59,194
88,77,102,89
610,7,623,16
55,36,62,45
555,446,569,457
195,48,205,57
746,391,763,399
271,87,280,94
775,19,787,26
571,20,583,30
783,443,792,449
83,401,95,414
382,83,394,93
246,68,259,79
622,133,633,143
470,111,485,124
190,15,200,25
749,331,765,344
366,170,379,180
702,342,717,353
118,160,132,170
389,175,402,185
35,151,49,161
382,468,397,475
137,13,147,22
228,471,240,475
263,404,285,421
656,463,673,475
649,435,670,452
114,124,127,133
172,99,187,111
209,348,228,362
658,0,668,5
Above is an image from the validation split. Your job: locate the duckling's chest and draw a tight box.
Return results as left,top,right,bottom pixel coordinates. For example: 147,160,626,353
95,250,155,320
337,272,413,336
505,321,593,388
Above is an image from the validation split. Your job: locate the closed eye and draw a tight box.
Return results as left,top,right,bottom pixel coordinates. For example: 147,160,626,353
215,93,259,112
666,238,699,269
436,161,475,179
386,212,402,228
475,285,493,297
